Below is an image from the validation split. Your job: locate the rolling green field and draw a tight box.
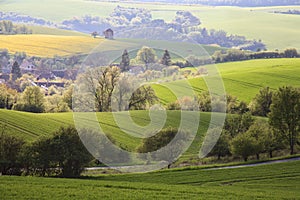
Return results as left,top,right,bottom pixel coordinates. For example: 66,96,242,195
0,160,299,199
0,109,214,158
154,58,300,103
1,58,300,151
0,0,299,51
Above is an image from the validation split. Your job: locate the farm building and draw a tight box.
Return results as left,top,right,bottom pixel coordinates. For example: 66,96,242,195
103,28,114,39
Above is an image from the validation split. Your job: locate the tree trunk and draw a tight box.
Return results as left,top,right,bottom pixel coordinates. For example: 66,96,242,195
244,157,248,162
256,154,260,160
290,144,294,155
269,151,273,158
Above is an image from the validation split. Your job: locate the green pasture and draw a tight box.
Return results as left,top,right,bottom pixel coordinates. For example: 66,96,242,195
154,58,300,103
0,160,299,199
0,109,216,157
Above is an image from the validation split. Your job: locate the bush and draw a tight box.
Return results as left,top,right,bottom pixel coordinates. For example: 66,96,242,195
0,129,25,175
207,129,232,159
24,126,93,177
137,127,190,167
230,131,259,161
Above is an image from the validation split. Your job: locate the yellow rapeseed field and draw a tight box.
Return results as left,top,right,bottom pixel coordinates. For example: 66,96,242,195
0,34,105,57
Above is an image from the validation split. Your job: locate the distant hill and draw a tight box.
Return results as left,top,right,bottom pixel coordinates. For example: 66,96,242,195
134,0,300,7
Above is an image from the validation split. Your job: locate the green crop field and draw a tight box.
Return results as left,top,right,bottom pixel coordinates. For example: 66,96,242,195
0,109,217,157
154,58,300,104
0,160,299,199
0,0,299,51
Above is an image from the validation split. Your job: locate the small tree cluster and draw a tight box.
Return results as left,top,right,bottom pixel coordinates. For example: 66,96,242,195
208,86,300,161
0,126,93,177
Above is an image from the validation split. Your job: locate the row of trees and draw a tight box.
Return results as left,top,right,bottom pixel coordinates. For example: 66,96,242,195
212,48,299,63
180,48,300,68
167,93,248,115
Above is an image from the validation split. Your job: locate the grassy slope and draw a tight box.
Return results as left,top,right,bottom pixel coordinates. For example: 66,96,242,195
28,26,87,36
0,1,299,51
154,58,300,104
0,160,299,199
0,109,214,156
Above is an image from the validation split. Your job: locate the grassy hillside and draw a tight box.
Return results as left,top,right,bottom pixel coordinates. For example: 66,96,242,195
0,160,299,199
28,25,87,36
0,109,215,156
154,58,300,103
0,1,299,50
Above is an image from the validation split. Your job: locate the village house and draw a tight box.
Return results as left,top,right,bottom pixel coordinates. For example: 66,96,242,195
20,60,36,74
103,28,114,39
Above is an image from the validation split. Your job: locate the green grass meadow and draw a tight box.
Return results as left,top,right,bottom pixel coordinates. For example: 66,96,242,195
154,58,300,104
0,109,214,157
0,160,299,199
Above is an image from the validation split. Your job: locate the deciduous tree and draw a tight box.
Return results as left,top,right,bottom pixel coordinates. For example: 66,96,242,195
269,86,300,155
250,87,273,117
129,85,158,110
136,46,156,70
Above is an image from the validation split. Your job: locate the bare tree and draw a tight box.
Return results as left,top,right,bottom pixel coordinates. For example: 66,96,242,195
83,66,120,112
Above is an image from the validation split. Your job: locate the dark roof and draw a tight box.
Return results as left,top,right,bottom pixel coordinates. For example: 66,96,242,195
104,28,113,33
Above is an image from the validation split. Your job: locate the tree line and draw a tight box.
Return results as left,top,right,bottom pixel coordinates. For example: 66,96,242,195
179,48,300,68
0,20,32,35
